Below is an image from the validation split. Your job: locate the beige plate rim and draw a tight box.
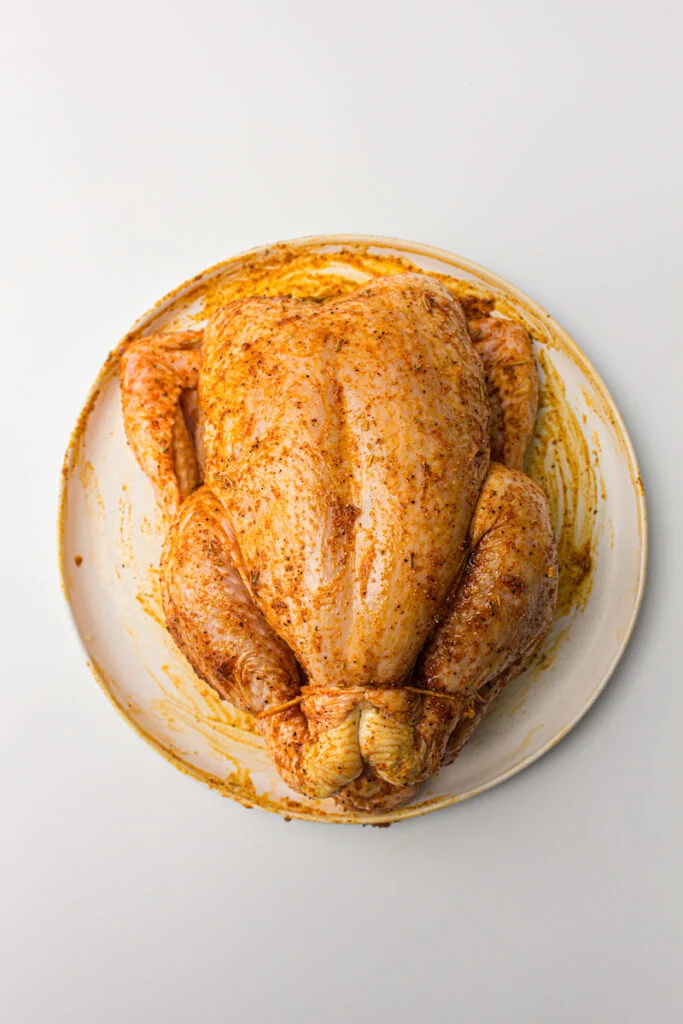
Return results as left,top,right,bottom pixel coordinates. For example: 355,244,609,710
58,233,648,824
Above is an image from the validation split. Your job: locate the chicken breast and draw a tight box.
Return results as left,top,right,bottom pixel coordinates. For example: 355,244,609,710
200,274,490,692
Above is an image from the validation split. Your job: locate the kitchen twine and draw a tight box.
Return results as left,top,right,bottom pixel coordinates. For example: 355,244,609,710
256,686,483,720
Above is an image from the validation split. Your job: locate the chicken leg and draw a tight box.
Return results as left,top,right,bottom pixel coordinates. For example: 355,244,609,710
356,461,558,789
161,485,402,798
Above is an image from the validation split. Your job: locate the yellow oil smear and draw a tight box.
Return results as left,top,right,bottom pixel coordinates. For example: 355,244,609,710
526,349,599,617
154,662,260,743
129,565,270,781
209,765,313,817
516,722,545,753
172,243,517,332
152,665,310,816
581,384,631,465
135,588,165,628
141,561,260,742
140,514,155,537
181,244,420,322
79,459,105,519
86,653,309,817
136,563,261,749
117,484,135,567
503,619,574,718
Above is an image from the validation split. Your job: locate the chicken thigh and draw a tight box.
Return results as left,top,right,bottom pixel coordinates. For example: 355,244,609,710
121,273,557,810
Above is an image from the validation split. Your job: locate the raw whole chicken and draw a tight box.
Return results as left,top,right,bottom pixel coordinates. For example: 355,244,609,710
121,273,558,812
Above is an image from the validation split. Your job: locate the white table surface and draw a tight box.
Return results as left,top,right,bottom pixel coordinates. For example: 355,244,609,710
2,2,681,1021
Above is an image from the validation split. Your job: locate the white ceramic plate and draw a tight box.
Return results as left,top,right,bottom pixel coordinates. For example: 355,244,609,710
59,235,647,824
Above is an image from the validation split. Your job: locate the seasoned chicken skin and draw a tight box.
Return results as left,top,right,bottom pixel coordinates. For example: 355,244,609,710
121,273,557,810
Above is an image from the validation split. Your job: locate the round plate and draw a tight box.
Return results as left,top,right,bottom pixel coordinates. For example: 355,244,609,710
59,235,647,824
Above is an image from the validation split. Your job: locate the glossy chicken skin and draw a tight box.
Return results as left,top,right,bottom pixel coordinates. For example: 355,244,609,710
201,279,489,693
121,273,558,810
